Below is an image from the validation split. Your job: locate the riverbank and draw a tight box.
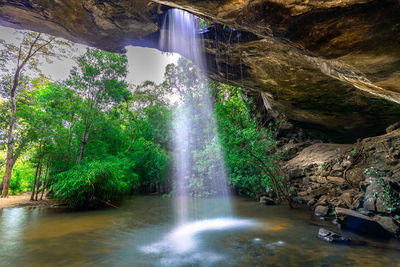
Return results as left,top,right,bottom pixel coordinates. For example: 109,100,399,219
280,123,400,238
0,191,56,209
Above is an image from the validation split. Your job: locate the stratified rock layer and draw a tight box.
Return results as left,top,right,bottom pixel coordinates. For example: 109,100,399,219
285,126,400,237
1,0,400,141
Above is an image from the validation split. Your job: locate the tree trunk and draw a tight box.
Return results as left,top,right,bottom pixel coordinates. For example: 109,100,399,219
40,163,49,200
35,160,43,201
30,158,40,200
31,141,42,200
2,114,16,198
1,66,21,198
1,159,15,198
77,138,86,165
77,98,95,165
65,113,75,166
77,129,90,165
65,133,73,166
1,35,52,197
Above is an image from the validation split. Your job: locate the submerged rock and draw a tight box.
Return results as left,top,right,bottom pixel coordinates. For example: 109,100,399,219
375,215,400,236
259,196,275,205
314,205,329,217
335,208,390,237
318,228,349,243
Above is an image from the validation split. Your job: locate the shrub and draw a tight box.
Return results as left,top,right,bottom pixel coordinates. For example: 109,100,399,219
52,159,130,208
213,84,290,203
9,169,23,195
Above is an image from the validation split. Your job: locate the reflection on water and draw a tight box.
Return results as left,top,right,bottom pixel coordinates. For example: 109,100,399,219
142,218,256,254
0,196,399,267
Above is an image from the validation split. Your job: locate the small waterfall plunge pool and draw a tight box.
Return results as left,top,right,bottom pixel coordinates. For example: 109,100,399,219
0,196,399,266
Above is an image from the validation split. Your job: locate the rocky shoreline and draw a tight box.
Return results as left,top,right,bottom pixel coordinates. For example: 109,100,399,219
279,122,400,239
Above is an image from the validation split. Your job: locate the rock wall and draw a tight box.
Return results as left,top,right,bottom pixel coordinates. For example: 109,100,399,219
284,123,400,237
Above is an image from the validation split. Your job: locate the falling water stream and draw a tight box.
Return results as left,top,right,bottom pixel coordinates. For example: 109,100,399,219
141,8,257,261
160,9,233,222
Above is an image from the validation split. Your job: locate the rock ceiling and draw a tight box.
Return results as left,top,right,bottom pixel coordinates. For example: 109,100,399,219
1,0,400,141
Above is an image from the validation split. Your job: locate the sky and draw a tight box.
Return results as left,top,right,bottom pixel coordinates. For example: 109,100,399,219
0,26,180,85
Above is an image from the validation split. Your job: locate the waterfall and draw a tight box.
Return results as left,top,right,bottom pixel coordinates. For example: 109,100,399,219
160,9,231,222
140,9,257,263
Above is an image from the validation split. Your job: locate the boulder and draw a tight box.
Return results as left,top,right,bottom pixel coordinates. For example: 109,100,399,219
363,181,390,213
327,176,346,186
316,195,328,206
307,198,317,207
335,207,390,237
309,186,329,198
318,228,349,243
259,196,275,205
342,160,352,170
310,176,327,184
350,193,364,210
330,197,347,208
345,168,364,186
375,215,399,236
314,205,329,217
293,195,311,204
339,192,353,208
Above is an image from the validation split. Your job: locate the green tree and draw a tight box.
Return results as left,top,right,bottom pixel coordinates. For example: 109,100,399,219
0,31,70,197
213,83,291,204
67,48,130,165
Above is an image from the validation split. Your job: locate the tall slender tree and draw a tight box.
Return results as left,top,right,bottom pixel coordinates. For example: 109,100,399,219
67,48,129,165
0,31,70,197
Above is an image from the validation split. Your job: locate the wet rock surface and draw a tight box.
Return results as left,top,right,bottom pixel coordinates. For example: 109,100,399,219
335,208,390,237
314,205,329,217
318,228,349,243
375,215,400,236
259,196,275,205
285,128,400,238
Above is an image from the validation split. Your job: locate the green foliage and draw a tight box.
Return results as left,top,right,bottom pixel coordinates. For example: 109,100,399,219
212,83,287,201
0,31,289,207
44,77,171,206
127,137,170,190
349,146,358,157
52,159,130,208
9,169,23,194
189,138,226,197
0,46,172,206
198,18,230,31
68,47,130,106
161,58,287,201
363,167,400,214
